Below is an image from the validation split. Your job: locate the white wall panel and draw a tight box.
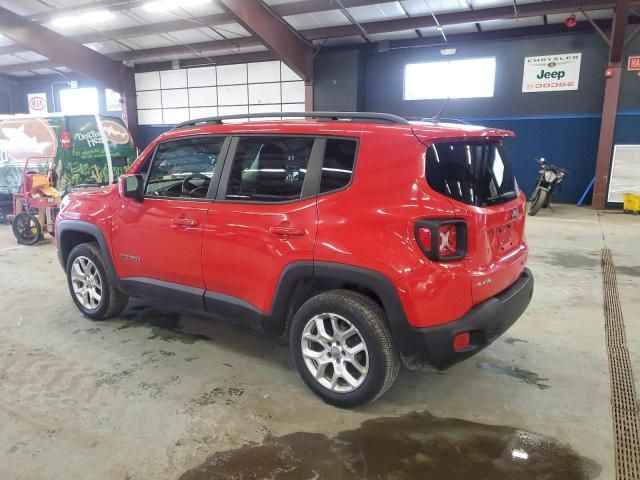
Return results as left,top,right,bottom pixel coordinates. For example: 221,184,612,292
160,69,188,89
249,82,281,105
161,88,188,108
189,87,217,107
187,66,216,87
281,81,305,103
217,84,248,105
137,62,303,124
249,104,282,121
135,71,160,91
189,107,218,120
137,90,162,109
218,105,248,115
248,61,281,83
282,103,306,116
162,108,190,124
138,109,163,125
217,63,247,85
281,63,302,81
218,105,248,123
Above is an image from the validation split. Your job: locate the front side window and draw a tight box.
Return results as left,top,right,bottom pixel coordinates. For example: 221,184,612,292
145,137,225,199
426,141,517,207
225,136,313,202
320,139,357,194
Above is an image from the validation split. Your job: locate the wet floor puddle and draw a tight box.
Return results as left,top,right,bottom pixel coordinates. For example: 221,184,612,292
476,361,550,390
179,410,599,480
541,251,600,270
117,305,210,344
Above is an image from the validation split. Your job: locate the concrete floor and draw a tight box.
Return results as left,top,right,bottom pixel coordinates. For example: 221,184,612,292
0,205,638,479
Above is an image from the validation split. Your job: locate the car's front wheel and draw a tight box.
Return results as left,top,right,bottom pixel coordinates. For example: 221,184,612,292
290,290,400,408
66,243,128,320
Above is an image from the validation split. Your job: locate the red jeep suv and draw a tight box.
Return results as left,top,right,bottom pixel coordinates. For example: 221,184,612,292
56,112,533,407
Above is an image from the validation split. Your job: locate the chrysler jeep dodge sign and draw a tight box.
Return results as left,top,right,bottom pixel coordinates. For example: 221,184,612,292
522,53,582,93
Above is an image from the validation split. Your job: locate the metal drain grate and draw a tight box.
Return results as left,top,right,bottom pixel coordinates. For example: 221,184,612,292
602,248,640,479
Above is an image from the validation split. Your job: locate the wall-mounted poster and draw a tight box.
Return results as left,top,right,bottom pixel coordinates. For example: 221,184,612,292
522,53,582,93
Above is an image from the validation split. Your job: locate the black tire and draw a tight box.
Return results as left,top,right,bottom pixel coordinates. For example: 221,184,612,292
528,189,548,216
66,243,129,320
12,212,42,245
290,290,400,408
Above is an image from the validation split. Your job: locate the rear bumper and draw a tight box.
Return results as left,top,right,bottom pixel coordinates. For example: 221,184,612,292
397,268,534,370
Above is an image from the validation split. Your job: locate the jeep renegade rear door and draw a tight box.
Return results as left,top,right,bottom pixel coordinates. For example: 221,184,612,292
202,136,320,323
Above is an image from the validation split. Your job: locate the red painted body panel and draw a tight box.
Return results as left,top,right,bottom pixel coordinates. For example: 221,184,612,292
202,199,317,313
111,197,210,288
59,118,528,331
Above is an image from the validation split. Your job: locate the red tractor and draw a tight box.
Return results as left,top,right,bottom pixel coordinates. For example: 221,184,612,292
11,156,61,245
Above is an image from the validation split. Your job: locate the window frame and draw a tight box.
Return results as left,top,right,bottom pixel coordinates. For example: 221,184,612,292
317,137,359,197
215,134,328,205
140,135,231,202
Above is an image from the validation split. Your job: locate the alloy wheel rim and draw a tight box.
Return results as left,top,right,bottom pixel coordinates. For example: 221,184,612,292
70,256,103,310
300,313,369,393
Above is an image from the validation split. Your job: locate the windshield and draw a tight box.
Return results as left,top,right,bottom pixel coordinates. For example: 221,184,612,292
425,141,518,207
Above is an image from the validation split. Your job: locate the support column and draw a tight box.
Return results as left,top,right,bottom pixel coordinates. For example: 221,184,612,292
592,65,622,209
591,0,629,209
120,67,139,138
304,80,313,111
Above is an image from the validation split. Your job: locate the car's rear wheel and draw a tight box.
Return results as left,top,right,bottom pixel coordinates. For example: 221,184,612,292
290,290,399,408
66,243,128,320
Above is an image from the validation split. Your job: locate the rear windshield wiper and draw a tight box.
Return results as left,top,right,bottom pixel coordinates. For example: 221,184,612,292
485,191,517,204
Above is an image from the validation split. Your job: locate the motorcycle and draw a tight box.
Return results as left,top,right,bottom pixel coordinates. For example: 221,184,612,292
528,157,568,216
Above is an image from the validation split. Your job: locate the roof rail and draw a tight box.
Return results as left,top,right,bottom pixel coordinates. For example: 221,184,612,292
174,111,409,129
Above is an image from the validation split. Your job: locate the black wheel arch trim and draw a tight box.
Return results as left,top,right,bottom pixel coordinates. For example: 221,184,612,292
57,220,121,286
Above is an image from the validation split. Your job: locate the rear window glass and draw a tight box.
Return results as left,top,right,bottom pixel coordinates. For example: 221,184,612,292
425,141,517,207
320,139,357,193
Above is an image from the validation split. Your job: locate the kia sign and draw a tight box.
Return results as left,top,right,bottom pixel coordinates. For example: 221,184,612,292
522,53,582,93
628,56,640,71
27,93,49,114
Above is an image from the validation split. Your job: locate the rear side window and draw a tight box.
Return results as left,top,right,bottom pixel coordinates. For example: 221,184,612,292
225,136,313,202
426,141,517,207
320,139,357,193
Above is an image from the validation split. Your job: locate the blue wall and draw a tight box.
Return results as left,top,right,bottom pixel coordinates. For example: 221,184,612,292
469,115,601,204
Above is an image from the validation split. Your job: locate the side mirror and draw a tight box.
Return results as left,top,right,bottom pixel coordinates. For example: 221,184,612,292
119,174,143,201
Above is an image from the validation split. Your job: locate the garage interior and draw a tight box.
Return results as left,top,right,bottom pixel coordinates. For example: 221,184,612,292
1,0,640,479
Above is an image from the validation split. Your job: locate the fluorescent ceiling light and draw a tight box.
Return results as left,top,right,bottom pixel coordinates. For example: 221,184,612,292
51,9,115,28
142,0,211,12
51,16,77,27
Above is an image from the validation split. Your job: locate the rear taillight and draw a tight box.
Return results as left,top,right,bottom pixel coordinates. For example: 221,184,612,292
417,227,432,251
438,224,457,257
60,130,72,149
415,219,467,261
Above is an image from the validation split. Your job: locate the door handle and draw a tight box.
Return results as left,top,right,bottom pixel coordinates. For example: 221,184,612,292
171,217,199,228
269,224,305,237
